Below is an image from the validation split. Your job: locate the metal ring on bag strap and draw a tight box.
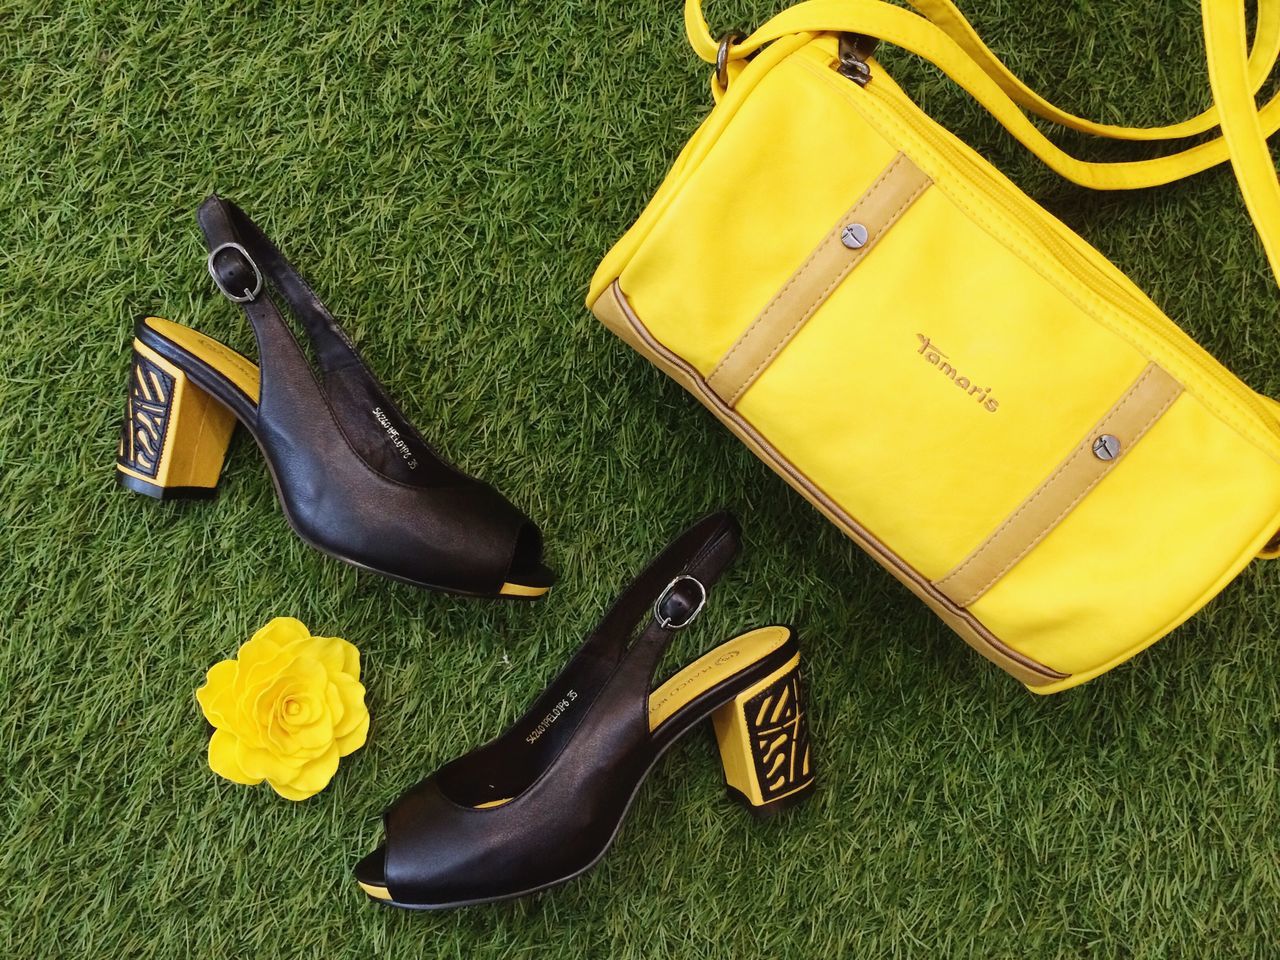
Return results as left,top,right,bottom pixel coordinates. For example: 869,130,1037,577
716,31,744,89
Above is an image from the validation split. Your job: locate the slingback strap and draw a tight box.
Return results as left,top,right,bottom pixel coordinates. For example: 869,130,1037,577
1206,0,1280,283
581,509,741,672
586,510,754,746
506,509,743,748
685,0,1280,286
635,510,739,630
197,195,364,378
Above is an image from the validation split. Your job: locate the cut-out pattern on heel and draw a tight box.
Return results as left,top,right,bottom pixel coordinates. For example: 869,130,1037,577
116,338,238,499
743,670,813,803
714,653,816,813
119,354,176,478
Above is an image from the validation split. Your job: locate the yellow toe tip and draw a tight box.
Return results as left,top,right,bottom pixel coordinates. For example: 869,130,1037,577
499,581,551,598
358,881,392,901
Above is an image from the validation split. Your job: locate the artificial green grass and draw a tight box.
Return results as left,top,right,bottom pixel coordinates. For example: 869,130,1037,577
3,1,1279,956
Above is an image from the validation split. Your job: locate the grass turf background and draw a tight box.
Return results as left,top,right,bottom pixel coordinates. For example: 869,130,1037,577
3,1,1280,956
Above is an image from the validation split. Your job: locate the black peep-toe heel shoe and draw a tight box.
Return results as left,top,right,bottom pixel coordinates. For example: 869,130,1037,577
115,195,553,599
354,510,816,908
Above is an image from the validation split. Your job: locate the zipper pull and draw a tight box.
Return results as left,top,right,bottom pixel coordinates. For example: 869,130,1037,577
837,33,878,86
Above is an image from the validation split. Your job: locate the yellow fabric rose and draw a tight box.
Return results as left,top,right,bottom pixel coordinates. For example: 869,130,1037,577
195,617,369,801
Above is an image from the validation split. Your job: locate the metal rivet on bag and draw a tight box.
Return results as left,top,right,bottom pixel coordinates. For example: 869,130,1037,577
840,223,869,249
1092,434,1121,461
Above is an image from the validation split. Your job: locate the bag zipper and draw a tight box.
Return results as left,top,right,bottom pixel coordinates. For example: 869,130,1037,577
826,42,1279,441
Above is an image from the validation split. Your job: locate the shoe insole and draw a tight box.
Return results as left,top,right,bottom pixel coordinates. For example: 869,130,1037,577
356,625,793,901
143,317,261,402
646,625,791,730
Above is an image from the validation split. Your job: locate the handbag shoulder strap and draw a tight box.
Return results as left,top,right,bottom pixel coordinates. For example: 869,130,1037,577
1206,0,1280,283
686,0,1280,286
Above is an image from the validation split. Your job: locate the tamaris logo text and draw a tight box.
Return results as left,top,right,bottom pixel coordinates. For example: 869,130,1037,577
915,334,1000,413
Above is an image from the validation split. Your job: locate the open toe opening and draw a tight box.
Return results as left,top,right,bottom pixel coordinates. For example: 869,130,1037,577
354,847,392,901
500,522,555,597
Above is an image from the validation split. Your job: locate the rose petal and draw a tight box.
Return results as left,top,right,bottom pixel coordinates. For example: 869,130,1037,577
330,674,367,742
262,683,305,755
255,660,332,756
267,743,339,801
324,681,345,729
236,619,311,694
253,658,324,717
232,653,301,746
335,708,369,757
195,660,239,728
208,729,262,785
230,675,275,750
237,622,292,671
251,617,311,649
310,635,362,682
339,639,360,681
275,709,333,757
238,645,299,701
236,736,301,782
266,779,317,802
281,689,322,728
283,634,345,675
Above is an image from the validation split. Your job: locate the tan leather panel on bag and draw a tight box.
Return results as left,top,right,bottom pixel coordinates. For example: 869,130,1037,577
934,363,1183,608
706,153,932,406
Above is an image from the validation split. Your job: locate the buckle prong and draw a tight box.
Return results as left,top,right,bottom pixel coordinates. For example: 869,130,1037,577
207,242,263,303
654,575,708,631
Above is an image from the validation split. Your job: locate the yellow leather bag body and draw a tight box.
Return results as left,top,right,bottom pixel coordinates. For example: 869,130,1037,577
588,0,1280,692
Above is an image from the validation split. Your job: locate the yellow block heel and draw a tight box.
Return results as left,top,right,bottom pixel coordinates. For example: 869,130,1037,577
116,338,237,501
711,653,815,817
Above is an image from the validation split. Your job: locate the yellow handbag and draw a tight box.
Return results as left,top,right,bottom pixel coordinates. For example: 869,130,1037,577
588,0,1280,692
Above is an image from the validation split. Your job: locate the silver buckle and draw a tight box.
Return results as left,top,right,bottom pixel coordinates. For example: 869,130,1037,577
653,575,707,630
206,242,263,303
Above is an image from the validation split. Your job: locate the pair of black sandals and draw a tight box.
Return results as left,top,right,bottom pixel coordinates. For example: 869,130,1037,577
117,197,815,910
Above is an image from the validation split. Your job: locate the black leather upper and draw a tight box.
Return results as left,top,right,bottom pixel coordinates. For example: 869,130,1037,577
142,195,551,596
362,511,799,907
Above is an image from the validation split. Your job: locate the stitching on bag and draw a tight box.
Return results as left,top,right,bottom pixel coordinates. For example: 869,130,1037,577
727,165,930,405
796,56,1280,468
710,153,907,389
937,366,1157,593
954,377,1181,607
